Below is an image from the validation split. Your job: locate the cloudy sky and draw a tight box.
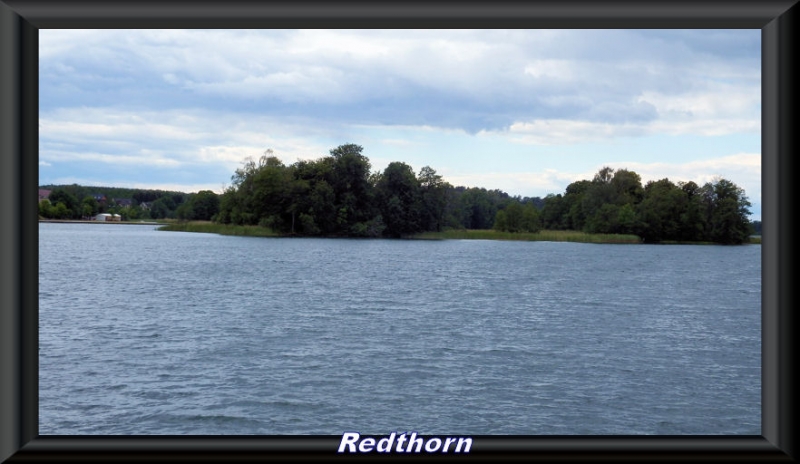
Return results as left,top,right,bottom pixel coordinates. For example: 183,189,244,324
39,29,761,219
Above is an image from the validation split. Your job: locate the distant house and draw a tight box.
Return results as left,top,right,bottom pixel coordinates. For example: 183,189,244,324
139,202,151,211
94,213,122,222
113,198,133,207
38,189,51,202
91,193,107,203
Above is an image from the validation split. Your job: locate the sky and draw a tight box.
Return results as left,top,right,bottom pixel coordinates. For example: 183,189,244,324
39,29,762,220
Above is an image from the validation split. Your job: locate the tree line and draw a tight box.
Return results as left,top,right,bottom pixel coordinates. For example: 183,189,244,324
216,144,543,238
38,184,220,222
538,166,754,244
39,143,755,244
215,143,754,244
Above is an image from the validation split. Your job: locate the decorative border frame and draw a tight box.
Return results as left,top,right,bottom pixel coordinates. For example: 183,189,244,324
1,1,796,461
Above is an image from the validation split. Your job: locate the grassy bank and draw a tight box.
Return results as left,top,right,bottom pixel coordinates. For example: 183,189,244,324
410,229,642,244
158,221,279,237
159,222,759,245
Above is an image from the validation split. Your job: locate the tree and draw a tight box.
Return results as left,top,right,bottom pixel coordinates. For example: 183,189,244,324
611,169,644,205
38,199,53,218
149,197,173,219
705,178,752,244
81,196,99,218
677,181,707,241
189,190,220,221
636,178,685,242
328,143,378,234
493,210,508,232
376,161,422,237
520,202,542,233
418,166,448,232
493,201,541,233
459,188,498,229
503,202,524,232
586,203,620,234
541,194,568,229
48,189,80,219
563,180,591,230
176,202,194,221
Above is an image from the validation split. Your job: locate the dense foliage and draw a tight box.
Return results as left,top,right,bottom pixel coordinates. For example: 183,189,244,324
539,167,754,244
40,144,756,244
215,145,539,238
38,184,218,222
216,145,754,244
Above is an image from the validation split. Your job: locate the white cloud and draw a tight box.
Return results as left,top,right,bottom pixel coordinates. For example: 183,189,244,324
42,150,182,167
38,28,761,215
444,169,578,196
40,29,760,135
39,106,340,179
615,153,761,200
442,153,760,205
483,113,759,145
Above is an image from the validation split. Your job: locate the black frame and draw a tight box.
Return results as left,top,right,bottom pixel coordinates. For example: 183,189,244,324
1,1,796,461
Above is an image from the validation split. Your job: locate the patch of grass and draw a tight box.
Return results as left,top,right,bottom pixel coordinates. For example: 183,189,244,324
749,236,761,244
410,229,642,244
158,221,279,237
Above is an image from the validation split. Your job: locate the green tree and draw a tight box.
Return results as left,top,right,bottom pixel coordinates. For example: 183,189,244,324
616,203,638,235
636,178,686,242
418,166,448,232
81,196,99,218
611,169,644,205
541,194,568,229
38,199,54,218
586,203,620,234
493,209,508,231
176,202,194,221
48,189,80,219
189,190,220,221
329,143,378,234
563,180,591,230
459,188,498,229
376,161,423,237
520,202,542,233
677,181,707,241
149,197,173,219
705,178,752,244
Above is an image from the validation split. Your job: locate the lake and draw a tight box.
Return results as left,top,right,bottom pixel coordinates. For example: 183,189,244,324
38,222,761,435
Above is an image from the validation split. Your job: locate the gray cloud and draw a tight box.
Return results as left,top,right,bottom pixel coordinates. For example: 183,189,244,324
40,29,760,135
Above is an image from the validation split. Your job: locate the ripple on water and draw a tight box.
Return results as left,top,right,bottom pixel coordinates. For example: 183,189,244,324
38,225,761,435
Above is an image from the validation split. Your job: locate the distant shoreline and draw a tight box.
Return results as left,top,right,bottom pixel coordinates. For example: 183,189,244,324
39,219,163,225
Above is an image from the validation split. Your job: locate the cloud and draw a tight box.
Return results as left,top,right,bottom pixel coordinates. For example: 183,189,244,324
614,153,761,197
443,153,760,203
40,29,760,134
483,112,759,145
37,29,761,217
444,169,578,196
38,106,341,188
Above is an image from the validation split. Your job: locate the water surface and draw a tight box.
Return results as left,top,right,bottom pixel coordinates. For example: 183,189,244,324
39,223,761,435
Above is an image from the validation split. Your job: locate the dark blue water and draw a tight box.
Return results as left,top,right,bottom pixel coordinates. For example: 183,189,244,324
38,223,761,435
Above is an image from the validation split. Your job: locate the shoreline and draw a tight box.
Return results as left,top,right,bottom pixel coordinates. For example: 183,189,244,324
39,219,164,225
158,222,758,245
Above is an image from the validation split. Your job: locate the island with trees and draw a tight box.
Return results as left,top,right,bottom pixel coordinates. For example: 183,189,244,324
39,143,757,245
